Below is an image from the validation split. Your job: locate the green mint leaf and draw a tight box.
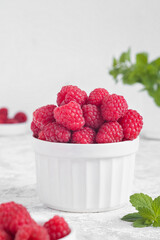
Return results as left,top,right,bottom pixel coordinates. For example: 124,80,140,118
133,218,150,228
130,193,153,211
119,49,131,63
113,58,117,67
152,196,160,217
121,212,142,222
138,207,155,220
136,53,148,66
153,217,160,227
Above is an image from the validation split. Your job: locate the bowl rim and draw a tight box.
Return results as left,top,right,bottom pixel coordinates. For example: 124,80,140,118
32,136,139,158
32,135,139,146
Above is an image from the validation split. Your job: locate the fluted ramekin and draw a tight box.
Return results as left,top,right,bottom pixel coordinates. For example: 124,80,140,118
33,138,139,212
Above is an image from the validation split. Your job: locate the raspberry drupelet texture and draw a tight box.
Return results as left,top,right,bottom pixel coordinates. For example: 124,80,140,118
0,202,35,235
0,108,8,122
14,112,27,123
44,215,71,240
119,109,143,140
43,122,71,143
38,131,46,141
54,101,85,131
82,104,104,129
71,127,96,144
57,85,88,106
33,105,56,130
101,94,128,121
0,228,13,240
88,88,109,106
96,122,123,143
31,121,40,138
15,224,49,240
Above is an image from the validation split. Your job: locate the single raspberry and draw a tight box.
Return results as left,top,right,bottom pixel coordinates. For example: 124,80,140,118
54,101,85,131
43,122,71,143
0,202,35,235
57,85,88,106
96,122,123,143
88,88,109,106
71,127,96,144
82,104,104,129
0,228,13,240
31,121,40,138
119,109,143,140
33,105,56,130
14,112,27,123
44,215,71,240
15,224,49,240
101,94,128,121
0,108,8,122
38,131,46,141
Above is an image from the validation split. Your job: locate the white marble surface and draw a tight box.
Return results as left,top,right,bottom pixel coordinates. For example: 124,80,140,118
0,134,160,240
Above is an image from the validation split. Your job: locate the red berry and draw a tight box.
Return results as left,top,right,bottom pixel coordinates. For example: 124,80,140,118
57,85,88,106
43,122,71,143
119,109,143,140
31,121,40,138
33,105,56,130
0,202,35,235
54,101,85,131
101,94,128,121
6,119,18,124
44,215,71,240
38,131,46,141
96,122,123,143
0,108,8,122
71,127,96,144
0,228,13,240
15,224,49,240
88,88,109,106
14,112,27,123
82,104,104,129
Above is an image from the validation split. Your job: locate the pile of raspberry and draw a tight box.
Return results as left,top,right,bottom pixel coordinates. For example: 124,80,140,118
0,201,71,240
31,86,143,144
0,108,27,124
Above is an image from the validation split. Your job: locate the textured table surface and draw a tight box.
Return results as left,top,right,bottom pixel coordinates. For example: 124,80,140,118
0,134,160,240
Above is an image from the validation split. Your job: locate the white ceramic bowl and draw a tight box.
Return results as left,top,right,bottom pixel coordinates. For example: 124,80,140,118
0,122,28,136
33,138,139,212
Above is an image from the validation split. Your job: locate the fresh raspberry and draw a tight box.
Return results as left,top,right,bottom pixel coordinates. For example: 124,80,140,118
14,112,27,123
88,88,109,106
31,121,40,138
0,202,35,235
43,122,71,143
33,105,56,130
96,122,123,143
15,224,49,240
0,108,8,122
82,104,104,129
54,101,85,131
57,85,88,106
44,215,71,240
71,127,96,144
0,228,13,240
119,109,143,140
6,119,18,124
38,131,46,141
101,94,128,121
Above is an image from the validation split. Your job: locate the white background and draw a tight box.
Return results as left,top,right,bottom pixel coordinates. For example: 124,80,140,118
0,0,160,127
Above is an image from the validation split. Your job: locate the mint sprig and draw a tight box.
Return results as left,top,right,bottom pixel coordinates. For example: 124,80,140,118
109,49,160,106
121,193,160,228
